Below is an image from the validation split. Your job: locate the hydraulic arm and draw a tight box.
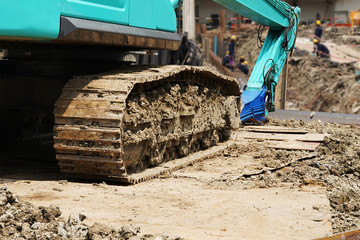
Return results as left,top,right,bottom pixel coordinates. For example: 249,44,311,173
213,0,301,124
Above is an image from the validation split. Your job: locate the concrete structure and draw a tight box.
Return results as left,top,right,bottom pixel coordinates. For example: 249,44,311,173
286,0,360,24
195,0,238,28
183,0,196,39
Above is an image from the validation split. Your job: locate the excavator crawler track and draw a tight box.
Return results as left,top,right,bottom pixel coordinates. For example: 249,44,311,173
54,65,240,183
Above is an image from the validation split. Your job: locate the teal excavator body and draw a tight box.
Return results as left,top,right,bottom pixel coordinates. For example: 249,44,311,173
214,0,301,124
0,0,299,125
0,0,300,182
0,0,181,50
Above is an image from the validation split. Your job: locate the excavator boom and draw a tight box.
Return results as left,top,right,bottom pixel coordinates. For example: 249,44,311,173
213,0,301,124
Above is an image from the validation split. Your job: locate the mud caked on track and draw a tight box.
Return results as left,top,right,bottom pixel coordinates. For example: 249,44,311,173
54,65,240,183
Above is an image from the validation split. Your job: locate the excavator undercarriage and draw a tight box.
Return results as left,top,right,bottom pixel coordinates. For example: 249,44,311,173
54,65,240,183
0,0,299,184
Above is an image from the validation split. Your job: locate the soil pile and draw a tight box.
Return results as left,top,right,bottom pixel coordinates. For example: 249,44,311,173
287,56,360,114
221,27,360,114
0,185,183,240
298,25,360,45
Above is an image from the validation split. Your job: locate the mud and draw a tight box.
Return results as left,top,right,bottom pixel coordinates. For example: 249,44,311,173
0,185,182,240
123,80,239,173
124,81,228,171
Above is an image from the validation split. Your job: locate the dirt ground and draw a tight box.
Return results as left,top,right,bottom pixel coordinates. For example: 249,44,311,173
1,118,360,239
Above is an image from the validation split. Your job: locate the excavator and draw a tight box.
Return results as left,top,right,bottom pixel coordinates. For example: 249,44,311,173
0,0,300,183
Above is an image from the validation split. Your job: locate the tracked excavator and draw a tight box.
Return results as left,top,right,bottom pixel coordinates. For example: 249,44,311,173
0,0,300,183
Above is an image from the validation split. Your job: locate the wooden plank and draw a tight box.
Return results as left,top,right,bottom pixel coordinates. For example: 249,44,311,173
233,131,329,142
275,58,288,110
266,141,320,151
220,9,226,31
54,145,122,154
243,126,309,134
314,228,360,240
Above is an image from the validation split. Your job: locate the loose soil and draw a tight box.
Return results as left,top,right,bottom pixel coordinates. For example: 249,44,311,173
1,118,360,239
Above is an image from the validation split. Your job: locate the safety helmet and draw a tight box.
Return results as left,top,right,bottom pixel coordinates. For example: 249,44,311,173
243,61,248,65
316,20,321,25
231,35,236,40
313,39,319,44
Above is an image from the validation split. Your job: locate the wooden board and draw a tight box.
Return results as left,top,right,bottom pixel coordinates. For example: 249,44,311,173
231,126,328,151
232,131,329,143
265,141,320,151
243,126,309,134
314,228,360,240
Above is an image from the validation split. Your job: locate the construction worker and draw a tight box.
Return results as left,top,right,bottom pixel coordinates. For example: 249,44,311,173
315,20,322,40
239,56,245,64
222,51,230,66
313,39,329,58
237,60,249,75
228,35,236,71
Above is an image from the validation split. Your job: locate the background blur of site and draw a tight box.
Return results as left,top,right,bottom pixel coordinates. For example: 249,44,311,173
190,0,360,115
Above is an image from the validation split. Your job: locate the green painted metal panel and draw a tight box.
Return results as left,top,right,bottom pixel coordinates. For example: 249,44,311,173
0,0,177,40
0,0,60,39
129,0,157,29
213,0,289,29
156,0,178,32
61,0,130,25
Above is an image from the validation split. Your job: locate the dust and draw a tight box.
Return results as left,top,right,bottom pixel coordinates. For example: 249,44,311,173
0,186,183,240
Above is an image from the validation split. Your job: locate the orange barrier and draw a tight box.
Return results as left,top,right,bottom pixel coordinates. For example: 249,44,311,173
350,10,360,27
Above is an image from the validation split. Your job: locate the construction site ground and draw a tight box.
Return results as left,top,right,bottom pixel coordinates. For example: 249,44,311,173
1,118,360,239
1,27,360,239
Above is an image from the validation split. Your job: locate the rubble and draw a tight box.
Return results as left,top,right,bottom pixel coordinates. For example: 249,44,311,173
0,185,183,240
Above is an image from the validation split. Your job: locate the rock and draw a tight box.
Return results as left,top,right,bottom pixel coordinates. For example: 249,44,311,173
52,187,63,192
0,195,6,206
79,213,86,222
58,225,68,238
58,180,68,185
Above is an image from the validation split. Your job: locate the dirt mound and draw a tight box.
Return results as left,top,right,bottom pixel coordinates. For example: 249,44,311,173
223,27,360,114
287,56,360,114
298,25,360,45
0,186,183,240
